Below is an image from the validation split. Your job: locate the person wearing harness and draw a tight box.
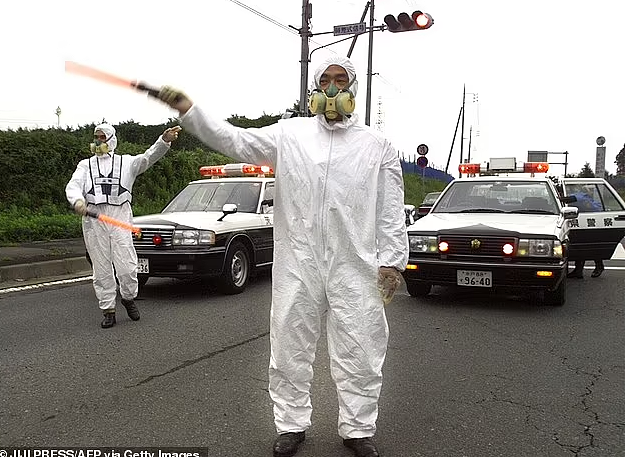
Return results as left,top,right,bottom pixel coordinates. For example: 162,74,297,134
153,55,408,457
65,123,181,328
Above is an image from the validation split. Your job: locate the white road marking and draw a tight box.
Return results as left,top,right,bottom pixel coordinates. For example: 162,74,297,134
611,242,625,260
0,276,92,294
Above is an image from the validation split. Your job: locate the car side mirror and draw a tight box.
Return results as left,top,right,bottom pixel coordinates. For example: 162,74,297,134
261,198,274,207
559,195,577,204
561,206,578,220
217,203,238,221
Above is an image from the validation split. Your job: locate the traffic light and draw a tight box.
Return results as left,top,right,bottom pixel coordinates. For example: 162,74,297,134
384,10,434,32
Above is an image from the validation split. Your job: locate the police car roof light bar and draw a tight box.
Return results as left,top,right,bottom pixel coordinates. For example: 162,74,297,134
199,163,274,178
458,163,482,175
524,162,549,173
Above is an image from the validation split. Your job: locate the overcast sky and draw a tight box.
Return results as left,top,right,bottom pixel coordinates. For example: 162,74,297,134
1,0,623,176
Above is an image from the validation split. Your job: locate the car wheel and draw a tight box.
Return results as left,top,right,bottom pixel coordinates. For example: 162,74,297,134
219,241,251,295
406,280,432,297
542,277,566,306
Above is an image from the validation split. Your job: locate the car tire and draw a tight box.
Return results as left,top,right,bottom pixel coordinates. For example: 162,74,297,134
406,280,432,297
219,241,251,295
542,277,566,306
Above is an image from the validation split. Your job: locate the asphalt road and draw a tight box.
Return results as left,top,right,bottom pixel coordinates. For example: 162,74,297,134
1,269,624,457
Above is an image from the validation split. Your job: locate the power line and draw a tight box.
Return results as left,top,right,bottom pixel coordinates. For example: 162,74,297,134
225,0,299,35
224,0,331,51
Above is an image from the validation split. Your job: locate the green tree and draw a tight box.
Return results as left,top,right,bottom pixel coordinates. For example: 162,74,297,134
578,162,595,177
616,143,625,176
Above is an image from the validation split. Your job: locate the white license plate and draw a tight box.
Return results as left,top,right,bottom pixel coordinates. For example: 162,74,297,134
138,258,149,274
457,269,492,287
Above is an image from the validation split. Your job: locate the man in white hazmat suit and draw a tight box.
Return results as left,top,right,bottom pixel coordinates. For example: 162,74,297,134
66,123,181,328
155,56,408,457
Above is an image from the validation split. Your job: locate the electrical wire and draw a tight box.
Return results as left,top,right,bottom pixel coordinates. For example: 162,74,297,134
224,0,334,51
225,0,299,35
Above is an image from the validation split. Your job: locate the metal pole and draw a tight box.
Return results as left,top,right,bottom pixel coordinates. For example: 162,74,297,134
299,0,311,116
444,106,463,174
467,126,472,163
347,2,370,58
365,0,375,126
459,84,466,177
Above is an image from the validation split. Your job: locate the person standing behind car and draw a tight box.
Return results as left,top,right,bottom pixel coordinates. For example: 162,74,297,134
65,123,181,328
566,188,605,278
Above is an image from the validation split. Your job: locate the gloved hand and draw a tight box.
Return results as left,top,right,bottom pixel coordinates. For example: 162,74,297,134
378,266,402,306
157,86,193,115
73,199,87,216
162,126,182,143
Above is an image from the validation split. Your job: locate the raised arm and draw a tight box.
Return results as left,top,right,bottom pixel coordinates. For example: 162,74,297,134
156,87,278,167
130,126,180,176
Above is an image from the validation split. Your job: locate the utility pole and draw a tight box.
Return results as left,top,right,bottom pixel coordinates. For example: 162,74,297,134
364,0,375,126
467,126,472,163
444,106,463,174
347,2,370,58
298,0,312,116
459,84,466,177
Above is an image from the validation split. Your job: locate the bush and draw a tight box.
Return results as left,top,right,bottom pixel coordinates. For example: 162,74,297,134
0,210,81,244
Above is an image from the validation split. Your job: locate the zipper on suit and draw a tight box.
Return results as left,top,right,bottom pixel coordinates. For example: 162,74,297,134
320,130,334,255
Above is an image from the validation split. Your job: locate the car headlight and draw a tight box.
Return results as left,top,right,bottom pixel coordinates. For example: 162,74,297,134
517,239,562,258
172,229,215,246
409,235,438,253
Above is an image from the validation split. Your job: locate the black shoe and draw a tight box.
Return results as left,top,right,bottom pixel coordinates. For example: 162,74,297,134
273,432,305,457
121,298,140,321
591,266,604,278
343,437,380,457
567,269,583,279
101,312,116,328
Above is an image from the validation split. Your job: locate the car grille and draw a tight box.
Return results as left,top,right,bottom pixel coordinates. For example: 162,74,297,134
439,235,516,257
133,226,175,248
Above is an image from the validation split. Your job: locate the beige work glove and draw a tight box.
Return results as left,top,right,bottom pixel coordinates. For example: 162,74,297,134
162,126,182,143
157,86,193,116
73,199,87,216
378,266,402,306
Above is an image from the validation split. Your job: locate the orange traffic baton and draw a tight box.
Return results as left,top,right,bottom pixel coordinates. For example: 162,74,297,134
86,210,141,234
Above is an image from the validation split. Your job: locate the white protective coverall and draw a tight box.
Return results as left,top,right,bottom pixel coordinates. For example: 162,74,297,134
179,56,408,439
65,124,171,311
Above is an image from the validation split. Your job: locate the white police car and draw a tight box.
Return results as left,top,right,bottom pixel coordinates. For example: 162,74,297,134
402,158,578,306
132,163,275,294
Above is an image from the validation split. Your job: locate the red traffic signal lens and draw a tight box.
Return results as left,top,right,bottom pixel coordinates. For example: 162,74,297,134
412,11,433,29
415,14,429,27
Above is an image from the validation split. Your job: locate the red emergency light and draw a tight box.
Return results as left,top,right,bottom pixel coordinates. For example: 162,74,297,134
523,162,549,173
199,163,274,177
459,163,481,174
199,166,227,177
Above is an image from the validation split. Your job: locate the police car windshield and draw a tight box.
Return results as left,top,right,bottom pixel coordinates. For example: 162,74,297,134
162,181,261,213
432,180,559,214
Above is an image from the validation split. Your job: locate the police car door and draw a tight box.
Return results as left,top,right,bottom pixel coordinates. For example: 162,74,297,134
561,178,625,260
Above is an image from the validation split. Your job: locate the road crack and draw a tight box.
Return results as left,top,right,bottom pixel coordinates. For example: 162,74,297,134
126,332,269,387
